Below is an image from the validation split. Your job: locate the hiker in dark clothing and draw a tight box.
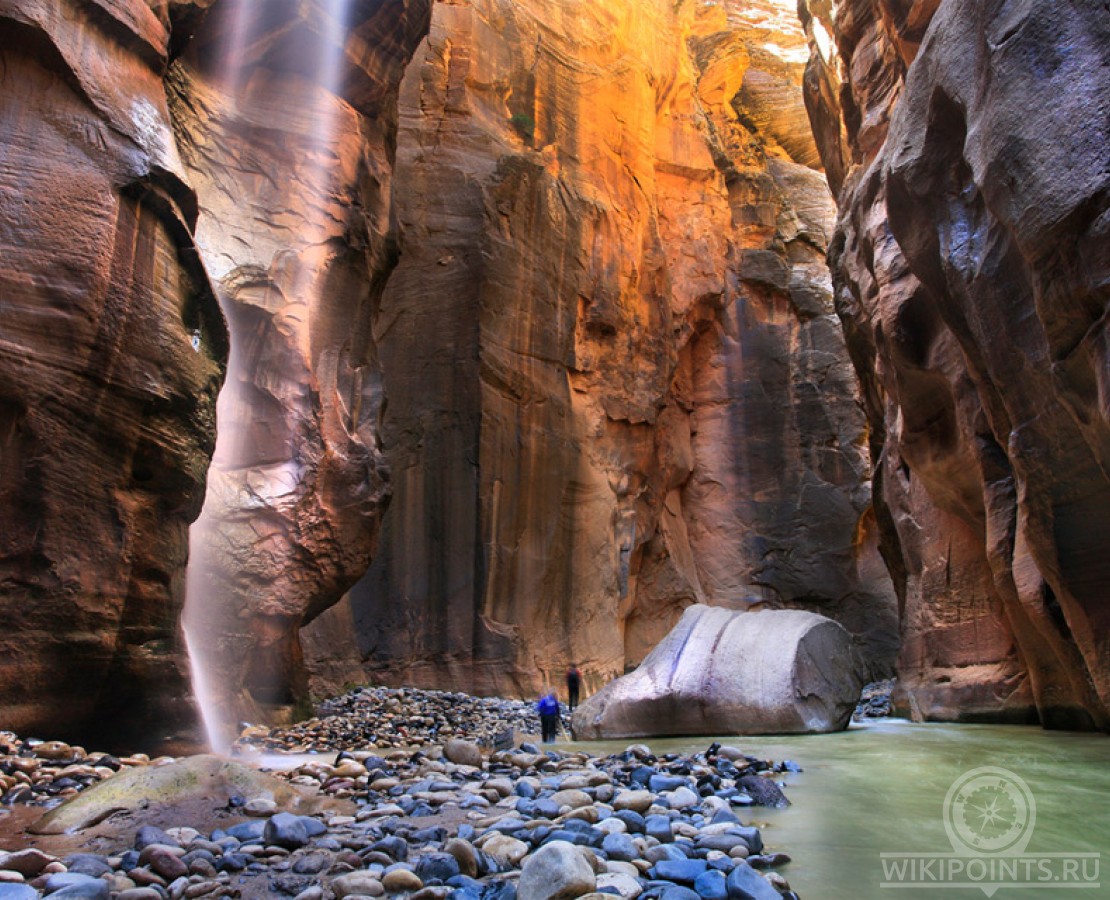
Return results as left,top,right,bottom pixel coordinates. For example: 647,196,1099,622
565,663,581,711
537,690,560,743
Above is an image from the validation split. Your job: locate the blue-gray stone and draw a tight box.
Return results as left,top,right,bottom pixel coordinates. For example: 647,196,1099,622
629,766,655,786
533,798,560,818
515,799,536,817
645,814,674,843
516,781,537,799
735,827,763,855
710,808,741,826
134,825,177,850
601,832,638,862
409,825,447,844
542,829,591,846
43,873,109,900
298,816,327,837
696,834,748,854
116,849,140,871
649,774,688,793
725,862,779,900
0,886,38,900
447,875,483,890
613,810,645,833
481,879,517,900
653,859,708,884
415,852,462,884
646,844,689,864
694,869,728,900
64,854,111,878
660,887,701,900
216,852,252,872
226,821,265,842
264,812,309,850
372,836,409,861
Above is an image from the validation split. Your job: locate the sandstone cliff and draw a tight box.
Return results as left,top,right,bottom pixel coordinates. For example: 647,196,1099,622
169,0,431,745
0,0,226,746
304,0,896,699
801,0,1110,728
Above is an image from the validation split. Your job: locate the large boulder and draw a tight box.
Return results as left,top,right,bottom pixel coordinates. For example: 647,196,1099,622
30,754,350,836
571,605,863,738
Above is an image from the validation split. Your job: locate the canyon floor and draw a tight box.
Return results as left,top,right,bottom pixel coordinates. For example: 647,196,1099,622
0,687,812,900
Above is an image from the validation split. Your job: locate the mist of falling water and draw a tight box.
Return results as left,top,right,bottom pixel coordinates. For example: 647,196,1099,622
183,0,355,753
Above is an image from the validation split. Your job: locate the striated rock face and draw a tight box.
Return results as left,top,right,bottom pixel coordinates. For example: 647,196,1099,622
0,0,226,747
171,0,431,745
304,0,896,700
801,0,1110,728
572,605,863,738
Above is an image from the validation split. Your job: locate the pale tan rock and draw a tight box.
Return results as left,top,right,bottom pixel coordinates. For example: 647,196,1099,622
573,605,863,737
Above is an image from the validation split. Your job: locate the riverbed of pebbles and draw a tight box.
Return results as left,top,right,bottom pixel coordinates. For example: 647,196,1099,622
0,689,802,900
0,732,172,809
234,688,553,755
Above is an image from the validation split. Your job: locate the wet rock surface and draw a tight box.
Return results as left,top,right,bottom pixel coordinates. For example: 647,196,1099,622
0,693,802,899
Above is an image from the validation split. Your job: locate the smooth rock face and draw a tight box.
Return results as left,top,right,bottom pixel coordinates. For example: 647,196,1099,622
169,0,432,740
307,0,895,699
572,604,863,738
0,0,227,747
800,0,1110,728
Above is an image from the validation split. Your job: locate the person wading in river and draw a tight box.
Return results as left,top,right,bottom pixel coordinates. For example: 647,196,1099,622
537,690,560,743
565,663,581,712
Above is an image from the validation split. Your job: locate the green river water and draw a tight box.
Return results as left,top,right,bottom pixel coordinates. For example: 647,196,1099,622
572,720,1109,899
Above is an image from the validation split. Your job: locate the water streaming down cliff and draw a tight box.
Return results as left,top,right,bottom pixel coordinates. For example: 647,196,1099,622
182,0,359,751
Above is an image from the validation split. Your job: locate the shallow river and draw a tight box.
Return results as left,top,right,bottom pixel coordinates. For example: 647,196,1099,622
572,721,1109,899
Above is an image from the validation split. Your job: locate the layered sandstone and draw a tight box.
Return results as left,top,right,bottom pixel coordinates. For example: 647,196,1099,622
304,0,896,700
801,0,1110,728
0,0,226,747
170,0,431,745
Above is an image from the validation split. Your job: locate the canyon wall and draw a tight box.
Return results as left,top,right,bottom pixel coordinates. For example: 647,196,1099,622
0,0,226,747
304,0,897,699
800,0,1110,728
169,0,431,744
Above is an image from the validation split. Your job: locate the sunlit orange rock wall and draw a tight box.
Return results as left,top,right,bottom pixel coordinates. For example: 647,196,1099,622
0,0,226,747
800,0,1110,728
168,0,431,743
304,0,897,699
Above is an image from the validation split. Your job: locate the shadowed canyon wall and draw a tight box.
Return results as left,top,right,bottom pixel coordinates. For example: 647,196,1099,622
0,0,226,746
800,0,1110,729
303,0,897,700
